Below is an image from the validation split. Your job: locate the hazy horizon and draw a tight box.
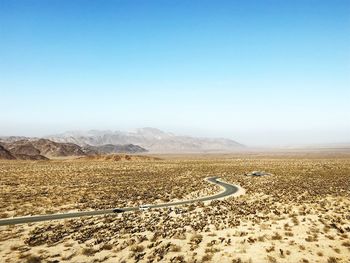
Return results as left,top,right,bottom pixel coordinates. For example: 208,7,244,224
1,126,350,148
1,0,349,147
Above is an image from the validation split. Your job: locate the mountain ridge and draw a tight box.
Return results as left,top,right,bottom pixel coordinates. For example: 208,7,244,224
0,138,148,159
0,144,16,160
46,127,245,153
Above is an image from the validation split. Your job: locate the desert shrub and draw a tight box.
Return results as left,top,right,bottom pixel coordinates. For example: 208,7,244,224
190,234,203,244
305,235,317,242
292,217,299,225
101,243,113,250
285,231,294,237
81,247,97,256
26,255,41,263
267,255,277,263
10,244,21,251
202,253,213,261
205,247,220,253
328,258,338,263
271,232,282,240
169,244,181,252
170,255,185,263
265,246,275,252
342,241,350,247
130,245,145,253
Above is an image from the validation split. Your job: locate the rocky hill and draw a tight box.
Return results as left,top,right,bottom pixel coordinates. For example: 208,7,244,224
82,144,147,155
47,128,244,153
77,154,161,162
0,138,148,160
0,145,16,160
0,139,83,160
31,139,85,157
3,140,49,160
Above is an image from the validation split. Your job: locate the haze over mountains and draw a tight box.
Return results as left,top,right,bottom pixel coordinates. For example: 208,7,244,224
82,144,147,155
47,127,245,153
0,128,244,159
2,128,349,159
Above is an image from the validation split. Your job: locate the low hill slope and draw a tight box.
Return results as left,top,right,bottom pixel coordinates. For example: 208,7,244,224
5,140,49,160
31,139,85,157
82,144,147,155
77,154,161,162
14,154,49,160
0,145,16,160
2,139,86,160
7,141,41,156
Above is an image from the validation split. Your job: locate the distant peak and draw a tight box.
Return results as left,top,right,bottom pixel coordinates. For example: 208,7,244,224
137,127,165,133
135,127,170,136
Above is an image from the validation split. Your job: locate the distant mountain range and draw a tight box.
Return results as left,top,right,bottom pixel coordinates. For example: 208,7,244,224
0,127,244,159
46,127,245,153
0,138,147,160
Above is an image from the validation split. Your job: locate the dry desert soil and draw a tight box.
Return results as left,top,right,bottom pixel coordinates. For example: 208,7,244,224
0,153,349,263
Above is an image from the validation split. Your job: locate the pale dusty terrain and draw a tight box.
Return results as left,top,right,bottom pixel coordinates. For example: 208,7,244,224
0,154,349,263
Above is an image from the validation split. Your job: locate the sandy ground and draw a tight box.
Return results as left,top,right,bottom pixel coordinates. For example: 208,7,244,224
0,155,349,262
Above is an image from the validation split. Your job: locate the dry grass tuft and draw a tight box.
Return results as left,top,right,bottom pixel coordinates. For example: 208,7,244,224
328,257,339,263
267,255,277,263
130,244,145,253
26,255,41,263
201,253,213,261
271,232,282,240
81,247,97,256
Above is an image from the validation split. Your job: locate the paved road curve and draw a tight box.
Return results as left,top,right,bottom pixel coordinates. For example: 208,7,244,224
0,177,239,226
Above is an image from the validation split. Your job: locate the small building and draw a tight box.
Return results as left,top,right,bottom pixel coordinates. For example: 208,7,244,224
245,171,271,176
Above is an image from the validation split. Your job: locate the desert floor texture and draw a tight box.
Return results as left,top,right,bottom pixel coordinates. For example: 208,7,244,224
0,153,349,263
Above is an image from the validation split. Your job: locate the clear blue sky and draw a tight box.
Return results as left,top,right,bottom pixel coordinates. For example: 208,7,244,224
1,0,349,146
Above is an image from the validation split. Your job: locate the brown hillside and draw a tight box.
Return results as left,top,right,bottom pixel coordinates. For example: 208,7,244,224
7,140,41,156
31,139,85,157
14,154,49,160
3,139,86,159
5,140,48,160
77,154,161,162
0,145,16,160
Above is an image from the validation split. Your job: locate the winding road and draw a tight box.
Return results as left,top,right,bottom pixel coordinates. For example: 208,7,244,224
0,177,240,226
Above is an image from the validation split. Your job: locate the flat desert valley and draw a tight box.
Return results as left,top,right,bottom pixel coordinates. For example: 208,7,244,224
0,152,349,263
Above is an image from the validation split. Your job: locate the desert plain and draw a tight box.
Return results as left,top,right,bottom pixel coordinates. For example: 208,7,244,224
0,152,349,263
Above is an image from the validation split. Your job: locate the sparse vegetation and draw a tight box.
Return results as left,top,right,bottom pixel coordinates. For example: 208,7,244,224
328,257,339,263
0,154,349,262
81,247,97,256
26,255,42,263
